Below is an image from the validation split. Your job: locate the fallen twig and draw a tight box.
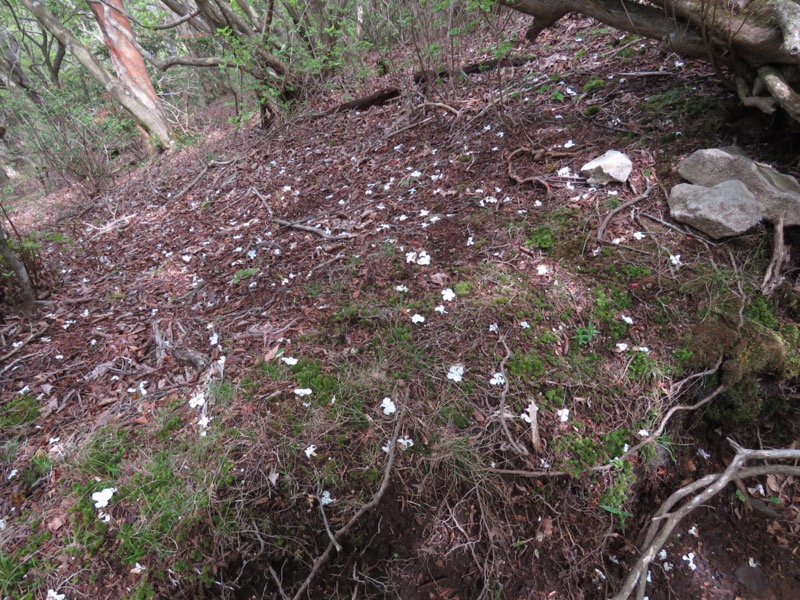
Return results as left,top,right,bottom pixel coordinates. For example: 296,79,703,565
0,327,46,364
762,214,786,296
274,219,356,240
307,254,347,278
506,147,576,193
290,399,405,600
495,337,529,456
596,183,653,242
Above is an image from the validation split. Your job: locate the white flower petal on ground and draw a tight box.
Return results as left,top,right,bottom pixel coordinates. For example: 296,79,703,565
520,411,532,423
688,525,699,537
91,487,117,509
304,444,317,459
489,372,505,386
489,323,499,333
411,313,425,324
281,357,299,366
620,315,634,325
294,388,313,397
381,442,391,453
441,288,456,302
405,251,418,263
447,365,464,382
466,237,474,246
682,552,697,571
395,285,409,292
381,397,397,415
670,254,683,266
697,448,711,459
46,590,65,600
636,346,650,354
435,305,447,314
320,491,335,505
564,140,576,148
416,251,431,265
520,321,530,329
633,231,646,240
638,429,650,438
410,170,422,178
658,549,668,561
189,392,206,408
557,408,570,422
397,437,414,449
615,342,629,352
537,264,551,276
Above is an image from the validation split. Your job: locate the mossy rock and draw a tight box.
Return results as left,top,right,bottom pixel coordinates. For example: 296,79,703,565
686,322,740,369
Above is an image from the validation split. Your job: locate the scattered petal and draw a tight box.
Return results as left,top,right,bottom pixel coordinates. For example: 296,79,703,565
615,342,629,352
91,487,116,509
697,448,711,460
489,372,505,386
281,357,299,366
435,305,447,314
304,444,317,459
638,429,650,438
381,397,397,415
670,254,683,266
489,323,499,333
395,285,409,292
411,313,425,324
520,321,530,329
294,388,313,397
47,591,65,600
466,236,475,246
441,288,456,302
564,140,576,148
633,231,646,240
537,264,551,276
620,315,634,325
397,437,414,449
688,525,699,537
557,408,570,422
682,552,697,571
658,549,668,561
447,365,464,383
320,491,335,505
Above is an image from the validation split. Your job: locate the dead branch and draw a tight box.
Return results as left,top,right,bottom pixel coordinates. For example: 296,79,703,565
325,88,401,115
506,147,577,193
290,401,405,600
762,214,786,296
494,336,529,456
526,399,542,454
596,183,653,242
274,219,356,240
0,326,46,363
611,440,800,600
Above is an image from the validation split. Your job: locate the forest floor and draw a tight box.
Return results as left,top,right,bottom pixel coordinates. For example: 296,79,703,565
2,15,800,600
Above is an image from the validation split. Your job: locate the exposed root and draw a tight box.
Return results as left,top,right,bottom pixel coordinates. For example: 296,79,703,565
762,214,787,296
596,183,653,242
611,440,800,600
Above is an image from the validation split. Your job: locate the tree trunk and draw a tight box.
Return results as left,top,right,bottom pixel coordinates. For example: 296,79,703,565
87,0,166,123
18,0,172,150
0,221,36,317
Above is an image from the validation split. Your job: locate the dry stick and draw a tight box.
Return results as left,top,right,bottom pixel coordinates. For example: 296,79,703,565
290,403,405,600
274,219,357,240
526,399,542,454
419,101,461,116
250,187,273,217
762,214,786,296
596,183,653,242
306,254,346,279
316,483,342,553
612,443,800,600
0,327,46,364
386,115,435,139
496,337,529,456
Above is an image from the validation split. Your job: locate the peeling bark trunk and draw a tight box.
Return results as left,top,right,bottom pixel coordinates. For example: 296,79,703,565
18,0,172,150
87,0,166,123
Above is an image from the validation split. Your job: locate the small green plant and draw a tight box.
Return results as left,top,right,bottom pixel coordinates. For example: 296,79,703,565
526,225,555,250
572,323,599,346
583,76,606,93
231,268,260,284
599,504,634,534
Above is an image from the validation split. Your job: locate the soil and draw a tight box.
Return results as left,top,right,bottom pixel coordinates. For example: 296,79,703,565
2,14,800,600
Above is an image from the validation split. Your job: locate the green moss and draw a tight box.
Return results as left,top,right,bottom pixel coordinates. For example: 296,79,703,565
452,281,473,296
0,393,38,428
525,224,555,251
507,350,546,379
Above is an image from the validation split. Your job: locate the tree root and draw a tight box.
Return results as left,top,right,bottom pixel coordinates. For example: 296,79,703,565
611,440,800,600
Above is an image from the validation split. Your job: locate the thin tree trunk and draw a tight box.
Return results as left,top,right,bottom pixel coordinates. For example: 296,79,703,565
0,222,36,316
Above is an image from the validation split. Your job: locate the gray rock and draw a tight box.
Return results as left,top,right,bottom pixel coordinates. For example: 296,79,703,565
677,147,800,224
580,150,632,185
668,181,763,239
